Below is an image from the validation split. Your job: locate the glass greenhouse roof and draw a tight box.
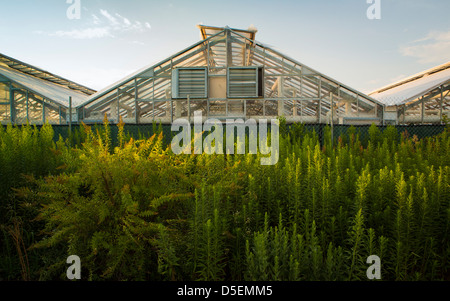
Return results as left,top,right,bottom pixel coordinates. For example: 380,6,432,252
370,62,450,106
0,64,90,107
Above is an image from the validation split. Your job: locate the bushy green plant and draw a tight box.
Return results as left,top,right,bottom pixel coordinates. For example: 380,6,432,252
2,121,448,281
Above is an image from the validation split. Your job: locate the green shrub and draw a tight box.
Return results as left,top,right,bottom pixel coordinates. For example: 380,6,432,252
2,121,448,281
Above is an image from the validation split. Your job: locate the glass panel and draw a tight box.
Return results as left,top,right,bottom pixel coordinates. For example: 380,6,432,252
246,99,264,116
137,78,155,100
14,91,27,124
0,82,9,102
227,100,244,117
340,88,358,115
189,100,207,117
301,75,320,98
0,83,10,123
264,99,278,116
28,96,43,123
168,100,187,119
209,100,226,117
0,103,10,123
83,88,117,123
137,101,154,123
281,99,294,117
45,101,61,125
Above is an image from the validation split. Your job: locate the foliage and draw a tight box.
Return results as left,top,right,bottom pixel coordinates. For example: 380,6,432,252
0,121,449,281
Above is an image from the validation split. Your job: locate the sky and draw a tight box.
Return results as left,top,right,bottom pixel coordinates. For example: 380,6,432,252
0,0,449,94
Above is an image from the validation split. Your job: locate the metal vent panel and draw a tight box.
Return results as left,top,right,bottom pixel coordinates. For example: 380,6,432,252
172,68,207,99
227,67,260,98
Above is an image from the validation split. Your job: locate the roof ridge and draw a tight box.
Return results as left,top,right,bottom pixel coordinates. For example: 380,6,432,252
0,53,96,96
370,61,450,95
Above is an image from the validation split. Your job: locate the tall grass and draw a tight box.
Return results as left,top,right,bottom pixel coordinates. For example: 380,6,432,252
0,123,63,280
1,121,448,281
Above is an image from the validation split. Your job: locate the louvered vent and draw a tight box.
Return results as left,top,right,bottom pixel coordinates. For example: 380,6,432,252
172,68,207,99
227,67,264,98
228,68,257,98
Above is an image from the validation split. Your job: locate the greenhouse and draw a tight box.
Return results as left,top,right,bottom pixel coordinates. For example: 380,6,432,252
79,25,385,125
369,62,450,124
4,25,448,127
0,53,95,125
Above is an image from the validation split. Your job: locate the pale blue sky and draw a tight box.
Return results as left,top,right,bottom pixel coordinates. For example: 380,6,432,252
0,0,449,93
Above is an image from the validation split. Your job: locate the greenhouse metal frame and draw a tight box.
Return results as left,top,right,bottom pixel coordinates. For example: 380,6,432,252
78,25,385,125
4,25,447,127
370,62,450,125
0,53,95,125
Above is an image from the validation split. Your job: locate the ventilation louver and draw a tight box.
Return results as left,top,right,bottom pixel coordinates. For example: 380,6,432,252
227,67,264,98
172,68,208,99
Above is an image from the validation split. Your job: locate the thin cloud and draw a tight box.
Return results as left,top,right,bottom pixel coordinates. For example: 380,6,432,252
98,10,150,33
49,27,113,39
116,14,131,26
400,30,450,64
92,14,101,25
36,9,151,40
100,9,119,26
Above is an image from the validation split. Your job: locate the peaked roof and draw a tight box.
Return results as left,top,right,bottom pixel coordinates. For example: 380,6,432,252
0,53,95,107
369,62,450,106
198,24,257,41
81,25,384,110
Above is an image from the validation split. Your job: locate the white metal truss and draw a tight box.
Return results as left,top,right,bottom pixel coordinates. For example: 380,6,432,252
79,25,385,125
370,62,450,124
0,53,95,125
